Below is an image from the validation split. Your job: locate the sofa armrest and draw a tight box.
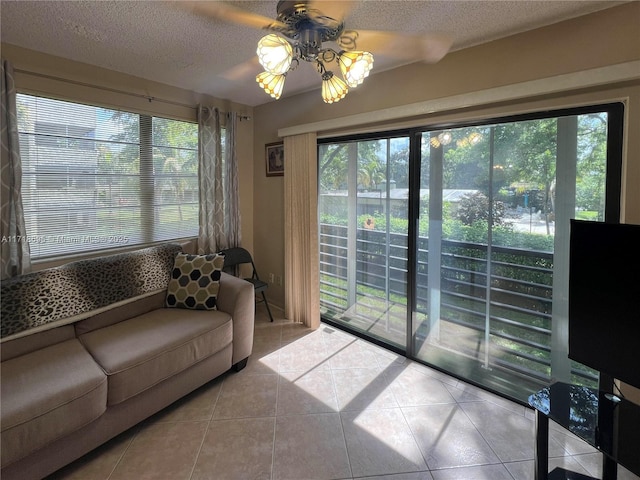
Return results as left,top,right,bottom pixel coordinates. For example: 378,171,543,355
216,272,255,365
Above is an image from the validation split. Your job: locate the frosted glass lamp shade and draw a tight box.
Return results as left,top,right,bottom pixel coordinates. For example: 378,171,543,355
257,34,293,75
339,51,374,87
321,72,348,104
256,71,286,99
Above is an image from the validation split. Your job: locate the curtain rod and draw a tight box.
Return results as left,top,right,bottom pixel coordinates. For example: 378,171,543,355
14,68,251,121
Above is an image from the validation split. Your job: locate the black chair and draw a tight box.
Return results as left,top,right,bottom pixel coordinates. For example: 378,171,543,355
220,247,274,322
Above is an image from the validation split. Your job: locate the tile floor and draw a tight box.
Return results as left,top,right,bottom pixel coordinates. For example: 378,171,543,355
48,309,639,480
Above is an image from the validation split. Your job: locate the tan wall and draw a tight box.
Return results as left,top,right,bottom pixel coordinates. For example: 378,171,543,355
252,2,640,312
1,44,255,269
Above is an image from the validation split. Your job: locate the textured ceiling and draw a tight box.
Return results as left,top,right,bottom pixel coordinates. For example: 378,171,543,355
0,0,628,106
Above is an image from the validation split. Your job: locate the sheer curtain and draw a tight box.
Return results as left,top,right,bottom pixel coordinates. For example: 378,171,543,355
1,59,30,279
284,133,320,329
197,106,240,254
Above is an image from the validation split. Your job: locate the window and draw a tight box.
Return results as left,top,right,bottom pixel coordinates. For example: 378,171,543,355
17,94,198,259
319,103,624,402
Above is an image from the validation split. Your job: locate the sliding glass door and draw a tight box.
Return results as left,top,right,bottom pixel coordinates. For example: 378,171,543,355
319,104,623,402
319,136,410,348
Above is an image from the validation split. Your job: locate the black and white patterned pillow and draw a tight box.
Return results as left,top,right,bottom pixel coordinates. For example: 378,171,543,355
166,253,225,310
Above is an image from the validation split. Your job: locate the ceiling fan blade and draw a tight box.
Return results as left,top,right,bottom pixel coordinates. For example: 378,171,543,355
220,57,261,82
183,1,286,31
351,30,453,64
307,0,360,22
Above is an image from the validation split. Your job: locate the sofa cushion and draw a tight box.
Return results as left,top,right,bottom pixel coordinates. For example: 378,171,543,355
0,325,76,362
75,291,167,336
166,253,224,310
79,308,232,405
0,339,108,468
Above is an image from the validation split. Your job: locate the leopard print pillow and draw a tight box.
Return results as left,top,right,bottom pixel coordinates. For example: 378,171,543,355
1,243,182,338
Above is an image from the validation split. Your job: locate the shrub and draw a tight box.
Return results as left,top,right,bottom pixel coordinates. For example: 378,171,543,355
455,192,507,226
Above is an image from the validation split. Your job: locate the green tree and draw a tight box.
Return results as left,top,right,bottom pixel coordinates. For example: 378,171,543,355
318,143,348,190
495,119,557,234
576,113,607,217
440,127,491,190
389,147,409,188
455,191,507,226
318,141,383,191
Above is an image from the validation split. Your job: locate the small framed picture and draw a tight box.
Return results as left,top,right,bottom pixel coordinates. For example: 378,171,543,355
265,142,284,177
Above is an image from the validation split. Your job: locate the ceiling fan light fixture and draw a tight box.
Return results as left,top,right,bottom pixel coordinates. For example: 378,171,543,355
438,131,453,146
256,34,293,74
321,71,348,104
256,71,286,99
339,51,374,87
468,132,482,145
193,0,453,104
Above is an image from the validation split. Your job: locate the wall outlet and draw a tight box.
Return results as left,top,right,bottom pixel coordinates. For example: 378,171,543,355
268,273,275,284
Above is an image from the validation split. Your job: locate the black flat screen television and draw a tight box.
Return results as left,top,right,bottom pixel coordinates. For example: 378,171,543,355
569,219,640,389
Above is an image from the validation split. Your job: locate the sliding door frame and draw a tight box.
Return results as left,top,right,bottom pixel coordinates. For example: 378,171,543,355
319,101,624,401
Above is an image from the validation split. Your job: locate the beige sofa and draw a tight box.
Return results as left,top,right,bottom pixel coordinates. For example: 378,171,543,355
0,244,255,480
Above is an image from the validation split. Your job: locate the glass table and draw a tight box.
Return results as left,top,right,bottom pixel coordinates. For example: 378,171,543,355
528,382,640,480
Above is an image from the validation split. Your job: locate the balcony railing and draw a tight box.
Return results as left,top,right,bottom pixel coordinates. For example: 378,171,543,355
319,223,597,391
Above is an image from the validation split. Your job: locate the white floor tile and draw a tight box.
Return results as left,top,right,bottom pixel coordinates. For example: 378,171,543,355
48,317,638,480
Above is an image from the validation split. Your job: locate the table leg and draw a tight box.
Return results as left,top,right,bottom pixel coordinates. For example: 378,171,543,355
535,409,549,480
602,455,617,480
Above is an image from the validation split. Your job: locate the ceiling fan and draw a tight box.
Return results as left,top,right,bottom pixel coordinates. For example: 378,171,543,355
186,1,453,103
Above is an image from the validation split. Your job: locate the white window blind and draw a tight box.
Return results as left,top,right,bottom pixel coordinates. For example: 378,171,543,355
16,94,199,259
